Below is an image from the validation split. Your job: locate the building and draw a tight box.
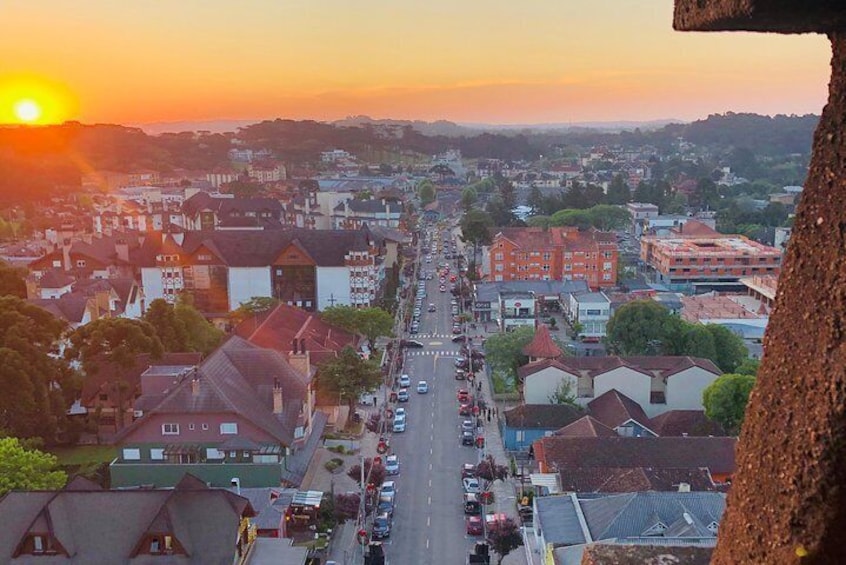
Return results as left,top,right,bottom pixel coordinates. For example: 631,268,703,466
28,232,141,280
519,356,722,417
487,227,618,289
182,192,286,231
680,292,769,341
499,290,537,332
533,492,726,560
110,336,323,488
501,404,584,451
137,228,385,313
640,221,782,287
626,202,659,236
568,292,611,340
330,199,403,230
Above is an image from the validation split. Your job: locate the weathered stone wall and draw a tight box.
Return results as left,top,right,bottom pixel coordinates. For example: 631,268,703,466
713,33,846,564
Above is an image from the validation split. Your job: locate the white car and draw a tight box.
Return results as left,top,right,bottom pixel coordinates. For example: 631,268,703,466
463,477,481,494
385,455,400,475
399,374,411,388
417,381,429,394
395,407,406,418
393,416,406,433
380,481,397,497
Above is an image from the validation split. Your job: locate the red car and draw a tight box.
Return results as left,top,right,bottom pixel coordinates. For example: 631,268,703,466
466,515,483,536
459,403,472,416
457,389,470,402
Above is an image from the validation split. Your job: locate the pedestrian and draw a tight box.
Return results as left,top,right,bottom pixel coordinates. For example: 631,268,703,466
373,395,378,407
487,411,492,422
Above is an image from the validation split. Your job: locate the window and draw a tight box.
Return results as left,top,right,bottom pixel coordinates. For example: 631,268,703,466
75,259,86,268
542,252,551,260
229,451,237,458
494,252,503,260
515,430,525,442
188,423,195,431
52,260,62,268
197,254,212,261
150,448,164,460
122,448,141,460
220,422,238,434
564,264,572,271
495,264,503,272
542,264,550,271
206,447,224,459
603,262,612,270
162,423,180,435
603,273,612,281
33,535,44,553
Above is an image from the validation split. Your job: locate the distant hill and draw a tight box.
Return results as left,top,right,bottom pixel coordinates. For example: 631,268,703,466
135,119,263,135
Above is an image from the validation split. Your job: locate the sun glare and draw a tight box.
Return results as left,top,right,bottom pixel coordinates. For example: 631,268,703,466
13,99,41,123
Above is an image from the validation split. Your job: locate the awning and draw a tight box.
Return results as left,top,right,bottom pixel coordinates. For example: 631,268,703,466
530,473,562,494
291,490,324,508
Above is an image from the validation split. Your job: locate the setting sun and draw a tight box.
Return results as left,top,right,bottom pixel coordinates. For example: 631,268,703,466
13,99,41,123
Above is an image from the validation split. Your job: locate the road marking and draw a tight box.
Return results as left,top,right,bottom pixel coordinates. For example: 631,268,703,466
426,538,430,549
430,434,434,442
430,341,443,345
427,516,431,527
430,447,433,455
428,496,432,505
428,479,432,487
429,463,433,470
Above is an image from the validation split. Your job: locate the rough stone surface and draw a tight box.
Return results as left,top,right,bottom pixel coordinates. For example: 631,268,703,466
674,0,846,33
712,33,846,564
579,544,712,565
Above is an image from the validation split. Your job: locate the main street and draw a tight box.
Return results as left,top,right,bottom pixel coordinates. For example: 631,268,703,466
382,228,485,563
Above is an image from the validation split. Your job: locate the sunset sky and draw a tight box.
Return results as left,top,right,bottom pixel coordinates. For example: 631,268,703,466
0,0,833,126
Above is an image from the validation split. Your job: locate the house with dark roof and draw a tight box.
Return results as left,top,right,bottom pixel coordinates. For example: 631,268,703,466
533,491,726,560
182,192,286,231
501,404,584,451
331,198,402,230
555,467,721,494
28,231,141,280
111,336,324,488
585,390,657,437
0,474,259,563
553,415,617,439
537,492,724,565
137,227,386,313
520,355,722,417
533,436,737,484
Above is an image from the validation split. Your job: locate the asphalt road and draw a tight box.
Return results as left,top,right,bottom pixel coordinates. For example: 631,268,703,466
383,232,484,563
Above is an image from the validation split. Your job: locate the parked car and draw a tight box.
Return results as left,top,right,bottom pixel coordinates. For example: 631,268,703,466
395,408,406,418
461,463,477,479
392,416,406,433
457,389,470,402
459,403,472,416
380,481,397,497
461,431,475,446
461,419,475,433
455,369,466,380
440,285,447,293
385,455,400,476
463,477,481,493
372,513,392,539
399,374,411,387
397,389,409,402
466,515,483,536
417,380,429,394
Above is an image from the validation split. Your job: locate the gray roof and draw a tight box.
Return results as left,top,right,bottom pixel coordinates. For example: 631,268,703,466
125,336,309,446
332,199,402,214
234,487,297,531
578,491,726,541
572,292,610,304
535,494,587,546
474,280,589,301
0,474,253,564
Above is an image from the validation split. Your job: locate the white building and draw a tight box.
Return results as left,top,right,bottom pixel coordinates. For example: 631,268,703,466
568,291,611,339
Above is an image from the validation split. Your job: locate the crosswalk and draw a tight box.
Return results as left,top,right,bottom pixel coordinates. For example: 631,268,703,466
411,333,457,339
405,350,460,357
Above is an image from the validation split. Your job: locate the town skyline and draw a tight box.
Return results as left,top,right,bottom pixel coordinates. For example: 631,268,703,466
0,0,832,126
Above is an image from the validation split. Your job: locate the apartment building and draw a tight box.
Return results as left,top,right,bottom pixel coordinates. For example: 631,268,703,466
486,227,618,290
640,221,782,286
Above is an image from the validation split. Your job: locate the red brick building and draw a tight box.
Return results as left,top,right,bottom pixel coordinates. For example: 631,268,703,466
486,227,618,290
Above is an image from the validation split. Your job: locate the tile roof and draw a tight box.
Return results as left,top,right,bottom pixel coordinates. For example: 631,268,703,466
535,494,587,546
182,192,283,217
534,436,737,476
556,356,721,379
558,467,720,493
554,415,617,438
38,269,75,288
587,390,655,431
517,358,576,381
234,303,357,363
123,337,309,446
29,295,89,324
649,410,727,437
523,324,563,359
0,473,254,564
503,404,584,429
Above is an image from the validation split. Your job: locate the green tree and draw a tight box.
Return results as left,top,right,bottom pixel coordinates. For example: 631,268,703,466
460,209,494,267
704,324,748,373
549,208,592,230
735,358,760,376
547,380,579,407
317,346,382,422
143,299,188,352
418,180,436,206
0,438,66,495
66,318,163,430
606,174,630,205
174,301,224,355
587,205,632,231
484,326,536,378
0,296,74,440
527,186,544,215
231,296,281,325
605,300,673,355
487,517,523,565
683,324,717,361
320,306,394,350
461,186,478,211
702,373,756,435
0,262,26,298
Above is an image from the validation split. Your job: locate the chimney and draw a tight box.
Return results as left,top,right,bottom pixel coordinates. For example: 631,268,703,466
115,239,130,262
191,377,200,396
292,339,299,354
678,482,691,493
273,378,283,414
62,239,72,271
288,345,311,379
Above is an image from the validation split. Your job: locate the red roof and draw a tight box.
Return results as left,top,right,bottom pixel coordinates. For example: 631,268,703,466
554,415,617,438
234,303,358,364
522,325,562,359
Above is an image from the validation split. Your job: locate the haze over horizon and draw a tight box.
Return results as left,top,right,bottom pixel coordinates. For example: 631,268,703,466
0,0,832,126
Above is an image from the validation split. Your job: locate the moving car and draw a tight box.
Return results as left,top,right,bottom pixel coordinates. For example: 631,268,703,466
465,515,483,536
385,455,400,476
452,335,470,344
400,339,424,349
372,513,392,539
417,380,429,394
439,285,447,293
461,431,475,446
399,374,411,387
427,303,436,312
455,369,466,380
397,389,409,402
